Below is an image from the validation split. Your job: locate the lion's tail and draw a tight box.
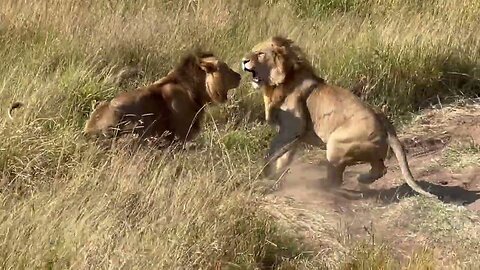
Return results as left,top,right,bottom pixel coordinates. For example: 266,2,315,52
8,102,24,120
385,122,437,198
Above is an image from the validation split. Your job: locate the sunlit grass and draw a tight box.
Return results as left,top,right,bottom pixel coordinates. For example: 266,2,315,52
1,0,480,268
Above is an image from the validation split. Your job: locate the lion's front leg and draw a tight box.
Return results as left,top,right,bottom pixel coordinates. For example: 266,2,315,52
262,106,306,178
263,94,277,126
262,132,300,179
263,89,286,127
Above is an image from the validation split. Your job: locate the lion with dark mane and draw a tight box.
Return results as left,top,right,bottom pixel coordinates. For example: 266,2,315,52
84,50,241,146
241,36,436,198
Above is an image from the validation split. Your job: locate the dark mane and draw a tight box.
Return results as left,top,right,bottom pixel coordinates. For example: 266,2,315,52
174,49,215,75
156,49,216,104
155,49,215,89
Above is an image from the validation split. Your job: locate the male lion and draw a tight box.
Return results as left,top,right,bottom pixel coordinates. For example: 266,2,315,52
241,36,436,198
84,50,241,146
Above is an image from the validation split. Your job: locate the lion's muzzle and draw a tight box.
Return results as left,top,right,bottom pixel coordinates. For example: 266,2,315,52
241,59,260,84
241,59,251,71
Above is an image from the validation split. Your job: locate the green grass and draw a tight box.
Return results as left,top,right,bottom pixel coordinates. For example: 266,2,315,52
1,0,480,268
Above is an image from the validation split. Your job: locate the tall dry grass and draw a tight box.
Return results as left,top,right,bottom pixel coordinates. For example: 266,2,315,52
1,0,480,268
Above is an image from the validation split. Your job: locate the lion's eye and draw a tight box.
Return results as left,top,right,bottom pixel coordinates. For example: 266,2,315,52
257,52,265,59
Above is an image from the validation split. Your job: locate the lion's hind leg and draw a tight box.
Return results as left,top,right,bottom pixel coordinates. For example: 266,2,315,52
325,162,346,187
324,140,352,187
357,159,387,184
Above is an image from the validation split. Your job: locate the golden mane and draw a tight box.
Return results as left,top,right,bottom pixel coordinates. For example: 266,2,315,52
264,36,320,80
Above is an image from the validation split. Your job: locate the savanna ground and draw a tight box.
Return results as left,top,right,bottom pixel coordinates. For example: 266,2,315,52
1,0,480,269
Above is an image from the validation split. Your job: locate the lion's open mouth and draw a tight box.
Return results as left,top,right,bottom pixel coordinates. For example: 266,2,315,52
244,68,261,83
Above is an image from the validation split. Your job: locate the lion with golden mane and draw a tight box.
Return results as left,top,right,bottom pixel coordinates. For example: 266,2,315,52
241,36,435,198
83,50,241,146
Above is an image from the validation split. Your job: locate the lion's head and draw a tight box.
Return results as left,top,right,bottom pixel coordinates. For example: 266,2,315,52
241,36,315,89
175,51,241,104
199,55,241,103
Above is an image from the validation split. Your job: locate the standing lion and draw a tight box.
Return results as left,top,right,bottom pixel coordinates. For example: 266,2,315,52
241,36,435,198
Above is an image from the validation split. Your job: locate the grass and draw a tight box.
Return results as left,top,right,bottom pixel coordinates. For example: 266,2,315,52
1,0,480,268
441,141,480,170
339,242,436,270
381,197,480,268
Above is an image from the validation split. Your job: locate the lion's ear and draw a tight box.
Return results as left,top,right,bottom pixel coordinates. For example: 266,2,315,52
272,44,287,56
199,57,219,73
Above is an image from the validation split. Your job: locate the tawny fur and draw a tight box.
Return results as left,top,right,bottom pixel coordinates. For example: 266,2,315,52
241,36,436,198
84,51,241,146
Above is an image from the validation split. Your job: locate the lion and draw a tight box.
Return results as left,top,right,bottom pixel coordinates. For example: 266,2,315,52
83,50,241,146
241,36,436,198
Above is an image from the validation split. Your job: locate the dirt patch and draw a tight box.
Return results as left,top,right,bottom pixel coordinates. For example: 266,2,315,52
261,99,480,266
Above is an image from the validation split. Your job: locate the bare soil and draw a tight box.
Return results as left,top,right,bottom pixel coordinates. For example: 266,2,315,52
260,99,480,267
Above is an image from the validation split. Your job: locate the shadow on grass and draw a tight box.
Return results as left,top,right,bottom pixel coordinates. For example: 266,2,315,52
343,181,480,206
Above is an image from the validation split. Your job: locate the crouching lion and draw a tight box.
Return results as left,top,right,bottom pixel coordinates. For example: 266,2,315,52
83,50,241,146
241,36,436,198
